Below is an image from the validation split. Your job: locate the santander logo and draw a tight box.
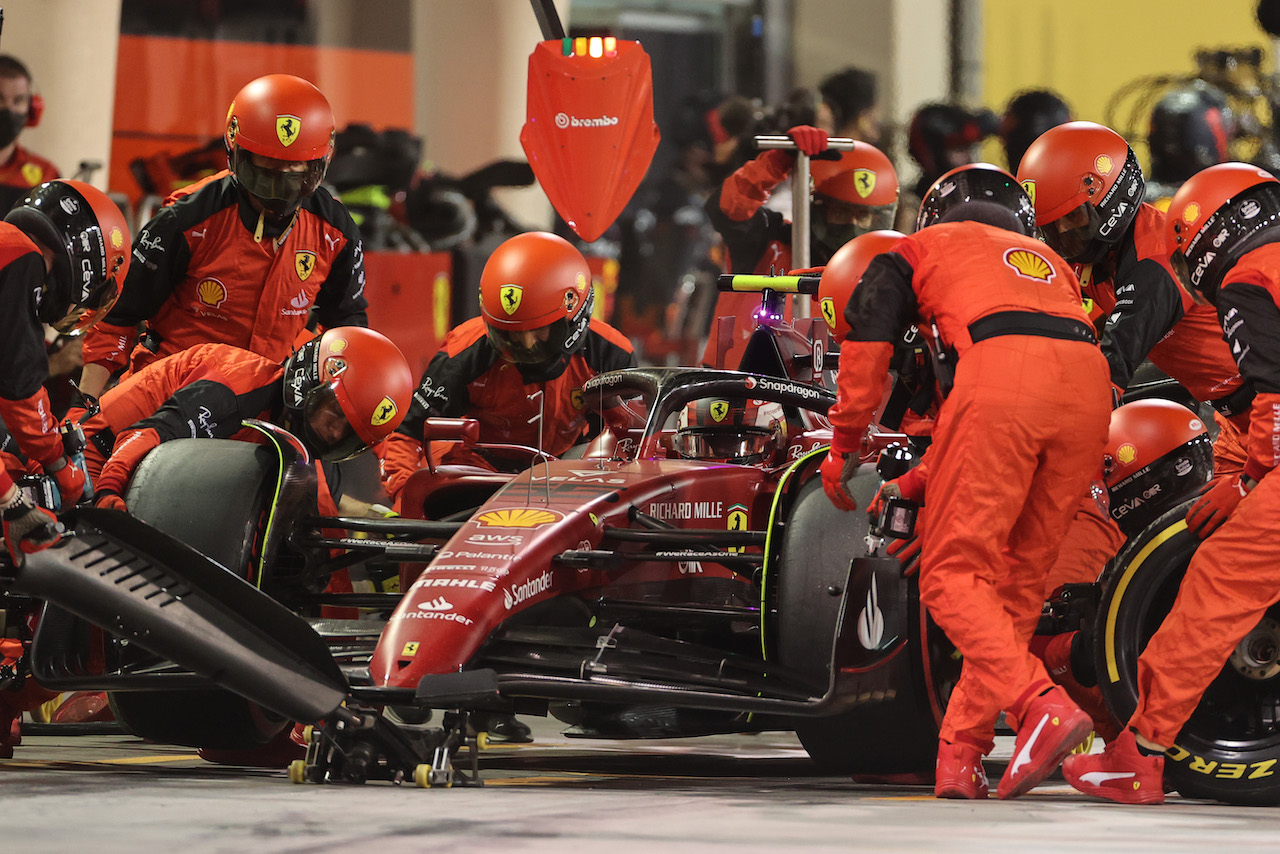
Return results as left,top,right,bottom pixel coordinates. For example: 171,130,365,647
502,570,554,610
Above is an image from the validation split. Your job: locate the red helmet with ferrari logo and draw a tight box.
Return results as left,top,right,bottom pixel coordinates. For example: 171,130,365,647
1165,162,1280,305
479,231,595,380
282,327,414,462
225,74,336,216
675,397,787,466
1016,121,1145,264
809,142,899,247
1102,398,1212,537
5,179,132,335
816,229,906,340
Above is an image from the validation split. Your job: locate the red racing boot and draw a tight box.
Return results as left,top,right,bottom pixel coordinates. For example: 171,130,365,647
998,683,1092,799
1062,728,1164,805
1034,632,1120,742
934,740,989,799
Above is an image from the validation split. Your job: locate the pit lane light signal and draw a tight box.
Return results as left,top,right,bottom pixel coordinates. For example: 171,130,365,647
561,36,618,58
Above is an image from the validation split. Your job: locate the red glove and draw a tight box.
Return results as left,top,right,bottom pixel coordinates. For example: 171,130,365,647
787,124,830,157
867,467,927,518
1185,474,1253,540
94,490,128,512
786,266,826,277
2,492,63,563
45,457,87,510
820,450,859,511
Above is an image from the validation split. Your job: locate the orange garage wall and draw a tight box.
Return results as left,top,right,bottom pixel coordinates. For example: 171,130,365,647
110,34,415,207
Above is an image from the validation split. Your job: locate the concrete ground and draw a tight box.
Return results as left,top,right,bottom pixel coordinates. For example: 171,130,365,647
4,717,1278,853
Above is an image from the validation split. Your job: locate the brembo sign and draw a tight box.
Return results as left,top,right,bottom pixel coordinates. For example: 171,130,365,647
555,112,620,128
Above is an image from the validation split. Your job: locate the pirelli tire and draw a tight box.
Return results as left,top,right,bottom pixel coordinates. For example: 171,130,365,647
107,439,290,749
775,465,958,775
1095,499,1280,806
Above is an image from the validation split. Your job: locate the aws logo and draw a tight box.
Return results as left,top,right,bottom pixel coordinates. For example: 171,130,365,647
1003,248,1056,283
196,278,227,308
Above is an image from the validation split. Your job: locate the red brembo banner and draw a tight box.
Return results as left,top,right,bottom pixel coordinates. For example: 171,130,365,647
521,37,660,242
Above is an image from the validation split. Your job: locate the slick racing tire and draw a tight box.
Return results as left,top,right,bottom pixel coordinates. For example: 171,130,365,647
775,469,958,775
1095,500,1280,806
108,439,289,749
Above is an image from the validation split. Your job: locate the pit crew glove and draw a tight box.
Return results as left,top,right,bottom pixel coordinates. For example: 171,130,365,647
2,489,63,564
786,266,826,277
93,490,127,513
820,449,859,512
44,456,87,511
867,467,927,518
786,125,830,157
1185,474,1254,540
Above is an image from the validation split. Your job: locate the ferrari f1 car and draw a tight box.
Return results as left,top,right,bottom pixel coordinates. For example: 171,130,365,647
5,363,957,786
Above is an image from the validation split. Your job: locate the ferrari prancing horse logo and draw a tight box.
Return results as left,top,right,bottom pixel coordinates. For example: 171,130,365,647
709,400,730,423
500,284,523,316
820,297,837,332
853,168,876,199
276,114,302,147
295,250,317,281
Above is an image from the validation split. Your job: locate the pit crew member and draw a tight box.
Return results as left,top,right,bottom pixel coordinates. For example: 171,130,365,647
820,172,1111,799
1066,163,1280,804
0,180,131,509
76,327,412,512
79,73,368,396
0,55,58,213
703,127,898,371
380,231,636,502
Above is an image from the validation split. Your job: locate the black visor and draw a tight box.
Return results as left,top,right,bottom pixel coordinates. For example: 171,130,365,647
231,148,327,213
301,384,366,462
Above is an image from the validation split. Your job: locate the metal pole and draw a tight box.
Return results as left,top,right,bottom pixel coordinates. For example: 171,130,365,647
752,135,859,316
529,0,566,41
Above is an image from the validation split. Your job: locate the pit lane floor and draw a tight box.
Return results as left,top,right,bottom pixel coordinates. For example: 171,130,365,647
3,717,1278,853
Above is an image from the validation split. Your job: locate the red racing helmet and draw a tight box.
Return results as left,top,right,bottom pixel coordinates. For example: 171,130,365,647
1165,162,1280,305
1102,398,1212,537
225,74,336,215
816,229,906,339
1016,121,1145,264
916,162,1037,235
674,397,786,466
282,327,414,462
5,179,131,335
479,231,594,380
809,142,899,246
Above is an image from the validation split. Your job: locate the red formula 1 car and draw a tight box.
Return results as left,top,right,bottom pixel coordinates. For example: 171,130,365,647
0,357,956,788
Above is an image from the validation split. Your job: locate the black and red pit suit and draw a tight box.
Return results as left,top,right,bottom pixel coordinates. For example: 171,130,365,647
80,172,368,380
380,316,636,501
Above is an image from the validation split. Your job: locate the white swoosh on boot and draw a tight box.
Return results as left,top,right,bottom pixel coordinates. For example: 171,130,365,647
1079,771,1136,785
1009,713,1049,778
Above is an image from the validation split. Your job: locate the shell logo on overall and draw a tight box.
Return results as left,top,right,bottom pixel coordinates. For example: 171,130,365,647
1003,248,1056,283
